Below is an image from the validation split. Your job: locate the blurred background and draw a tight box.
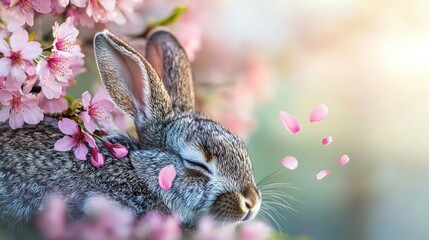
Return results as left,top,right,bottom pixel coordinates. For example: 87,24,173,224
60,0,429,239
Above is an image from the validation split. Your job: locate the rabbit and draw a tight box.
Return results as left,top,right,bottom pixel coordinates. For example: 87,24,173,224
0,29,261,230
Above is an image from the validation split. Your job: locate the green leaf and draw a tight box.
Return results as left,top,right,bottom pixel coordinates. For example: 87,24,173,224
141,5,189,37
151,5,189,27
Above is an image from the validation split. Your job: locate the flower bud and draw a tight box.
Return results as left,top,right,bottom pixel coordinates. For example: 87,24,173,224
90,148,105,168
103,141,128,158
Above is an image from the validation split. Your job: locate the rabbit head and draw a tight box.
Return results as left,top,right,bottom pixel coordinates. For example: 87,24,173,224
94,30,261,227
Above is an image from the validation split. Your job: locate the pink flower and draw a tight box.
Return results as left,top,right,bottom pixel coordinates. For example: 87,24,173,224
103,141,128,158
37,52,73,83
52,17,83,57
86,0,116,23
196,217,236,240
80,90,114,132
37,196,67,240
8,0,51,26
133,212,181,240
54,118,96,160
66,6,95,27
0,28,42,84
39,94,69,113
238,221,272,240
37,73,63,99
92,87,131,131
0,88,44,129
107,0,141,25
158,164,176,191
279,111,301,134
90,147,105,168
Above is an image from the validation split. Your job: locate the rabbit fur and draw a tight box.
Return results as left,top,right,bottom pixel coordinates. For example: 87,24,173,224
0,30,261,229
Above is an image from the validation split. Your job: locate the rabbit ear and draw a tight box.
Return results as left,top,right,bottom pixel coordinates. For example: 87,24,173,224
145,29,195,112
94,30,172,124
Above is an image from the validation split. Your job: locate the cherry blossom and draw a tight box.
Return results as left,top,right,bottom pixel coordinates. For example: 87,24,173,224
37,52,73,83
0,87,44,129
86,0,116,23
0,28,42,84
133,212,181,240
52,17,83,57
66,6,96,27
238,220,272,240
8,0,51,27
80,90,114,132
54,118,96,160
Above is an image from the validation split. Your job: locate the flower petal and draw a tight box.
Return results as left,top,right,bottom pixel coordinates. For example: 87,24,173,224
81,91,91,109
71,0,86,7
316,170,331,180
83,118,96,133
10,29,28,52
83,132,96,148
31,0,52,13
74,143,88,160
21,41,42,60
279,111,301,134
9,109,24,129
40,75,62,99
22,105,44,124
322,136,333,146
0,105,11,122
54,136,76,151
310,104,328,123
58,118,79,135
280,156,298,170
159,164,177,191
0,58,12,77
340,155,350,166
0,38,11,56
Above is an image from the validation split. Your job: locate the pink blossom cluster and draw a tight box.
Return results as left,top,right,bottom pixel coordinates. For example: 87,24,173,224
0,18,84,129
37,195,273,240
0,0,143,31
53,90,129,167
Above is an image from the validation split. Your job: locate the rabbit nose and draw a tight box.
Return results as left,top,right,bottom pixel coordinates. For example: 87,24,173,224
240,186,261,221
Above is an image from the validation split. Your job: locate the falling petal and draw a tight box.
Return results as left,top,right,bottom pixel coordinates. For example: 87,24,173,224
159,164,177,190
310,104,328,123
340,154,350,166
280,156,298,170
279,111,301,134
316,170,330,180
322,136,333,146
